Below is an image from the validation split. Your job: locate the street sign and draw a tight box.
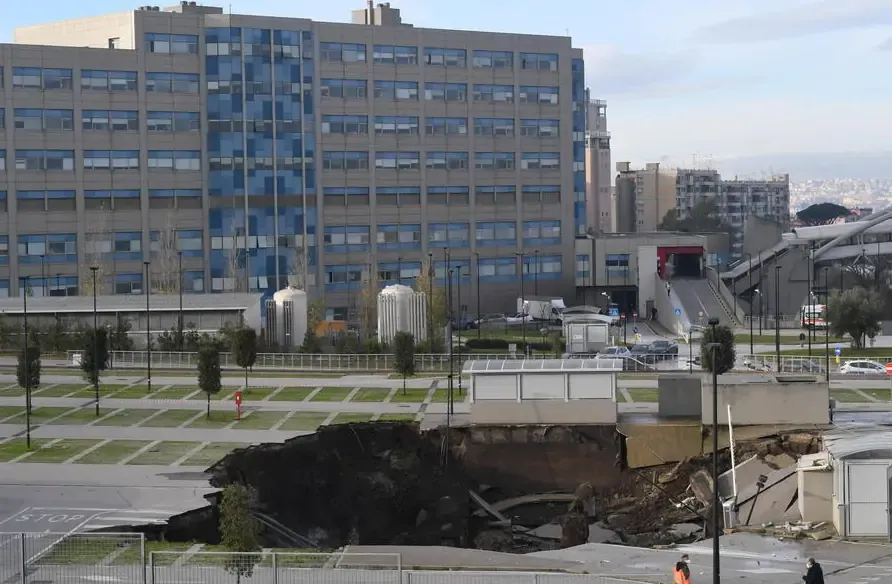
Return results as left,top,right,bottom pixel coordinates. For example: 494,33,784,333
674,308,681,316
886,363,892,375
834,346,841,356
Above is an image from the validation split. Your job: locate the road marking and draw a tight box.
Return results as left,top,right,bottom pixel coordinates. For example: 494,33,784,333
0,506,31,526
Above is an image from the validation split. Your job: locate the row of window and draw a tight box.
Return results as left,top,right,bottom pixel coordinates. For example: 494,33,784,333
321,151,560,171
321,79,559,104
8,68,200,93
320,43,559,71
321,115,559,137
0,150,200,172
0,273,208,297
5,109,199,132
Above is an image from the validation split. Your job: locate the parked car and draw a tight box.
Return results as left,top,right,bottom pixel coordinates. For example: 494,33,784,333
647,340,679,360
450,316,477,331
505,313,536,325
475,313,506,326
839,360,885,375
630,344,658,364
600,346,632,358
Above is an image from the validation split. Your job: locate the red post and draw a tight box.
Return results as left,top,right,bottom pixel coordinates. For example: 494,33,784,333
235,391,242,420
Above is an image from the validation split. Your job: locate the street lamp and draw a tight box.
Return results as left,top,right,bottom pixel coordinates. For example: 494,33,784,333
456,265,464,396
705,317,721,584
22,276,32,448
178,251,184,352
427,252,433,345
144,260,152,394
474,252,481,339
774,265,782,369
751,289,761,355
397,256,402,286
516,252,526,354
90,267,100,415
824,267,830,383
40,255,46,297
534,249,539,296
446,267,454,417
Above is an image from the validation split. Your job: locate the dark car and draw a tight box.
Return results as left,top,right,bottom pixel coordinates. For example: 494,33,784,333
630,344,658,364
648,340,679,361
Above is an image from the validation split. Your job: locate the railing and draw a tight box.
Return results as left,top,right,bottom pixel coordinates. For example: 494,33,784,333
742,315,800,329
0,532,644,584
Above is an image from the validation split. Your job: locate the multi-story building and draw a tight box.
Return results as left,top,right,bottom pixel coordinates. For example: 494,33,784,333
0,1,593,321
614,162,677,233
675,169,790,262
584,95,612,233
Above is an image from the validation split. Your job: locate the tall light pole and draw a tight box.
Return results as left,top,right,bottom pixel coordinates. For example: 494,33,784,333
534,249,539,296
705,317,721,584
144,260,152,394
751,289,761,355
474,252,481,339
516,252,526,354
774,265,782,370
22,276,32,448
807,246,812,356
40,255,46,297
457,265,463,396
178,251,184,351
824,267,830,383
426,252,433,346
446,267,454,417
90,267,99,415
397,256,402,286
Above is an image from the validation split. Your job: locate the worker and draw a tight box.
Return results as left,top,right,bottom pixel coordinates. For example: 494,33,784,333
803,557,824,584
673,554,691,583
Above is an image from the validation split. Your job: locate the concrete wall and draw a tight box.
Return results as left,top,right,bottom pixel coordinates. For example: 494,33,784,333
470,400,617,425
798,469,834,524
658,374,702,418
702,376,830,425
636,245,657,317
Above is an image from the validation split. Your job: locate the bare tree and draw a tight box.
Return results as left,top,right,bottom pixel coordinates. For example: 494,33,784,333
80,204,112,296
152,210,180,294
286,243,306,290
357,256,379,341
226,218,245,293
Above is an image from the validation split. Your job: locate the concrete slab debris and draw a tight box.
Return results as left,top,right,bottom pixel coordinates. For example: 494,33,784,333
718,455,776,499
669,523,702,539
735,466,799,526
588,522,622,544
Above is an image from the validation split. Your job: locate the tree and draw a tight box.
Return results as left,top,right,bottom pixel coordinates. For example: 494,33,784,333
357,260,379,341
659,199,726,233
796,203,850,226
219,483,261,584
287,243,307,290
232,328,258,391
17,346,41,390
152,211,181,294
80,328,109,385
299,298,324,353
197,346,222,418
108,317,135,351
827,287,883,349
392,331,416,395
413,266,446,352
700,324,736,375
80,211,111,296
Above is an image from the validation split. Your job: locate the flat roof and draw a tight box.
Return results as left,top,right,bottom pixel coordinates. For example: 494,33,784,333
0,293,264,315
824,429,892,460
463,359,622,372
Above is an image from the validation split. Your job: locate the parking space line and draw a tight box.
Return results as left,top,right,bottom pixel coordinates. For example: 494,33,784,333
0,506,31,527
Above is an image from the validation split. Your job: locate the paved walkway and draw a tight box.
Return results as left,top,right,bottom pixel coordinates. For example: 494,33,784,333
0,423,302,443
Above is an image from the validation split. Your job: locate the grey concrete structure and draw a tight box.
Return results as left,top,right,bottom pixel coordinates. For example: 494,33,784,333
584,96,612,233
614,162,677,233
657,374,701,418
0,1,599,324
702,374,830,426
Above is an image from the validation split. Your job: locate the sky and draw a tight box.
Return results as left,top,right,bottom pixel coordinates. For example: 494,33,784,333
3,0,892,167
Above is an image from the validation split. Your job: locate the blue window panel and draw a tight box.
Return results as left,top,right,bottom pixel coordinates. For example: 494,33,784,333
15,150,75,171
378,261,422,286
320,78,367,99
20,276,77,297
0,150,4,170
111,273,144,295
18,233,77,263
574,201,586,236
576,254,591,280
518,85,559,105
0,235,7,265
372,45,417,65
572,58,586,104
424,48,466,67
520,52,559,72
375,151,420,170
0,109,3,130
184,270,205,293
522,220,562,246
322,151,369,170
520,118,560,137
81,70,138,91
423,82,467,101
606,254,630,277
319,42,366,63
145,32,198,54
425,116,468,135
323,225,370,253
146,72,200,93
475,221,516,247
324,264,365,292
12,67,72,90
205,27,241,43
472,84,514,102
428,222,470,248
377,224,422,251
433,259,471,282
477,257,517,283
471,50,512,69
520,152,561,170
523,254,562,280
374,80,418,100
474,117,513,136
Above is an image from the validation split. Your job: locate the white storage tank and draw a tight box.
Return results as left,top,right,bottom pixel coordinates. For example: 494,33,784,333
273,286,308,349
377,284,428,344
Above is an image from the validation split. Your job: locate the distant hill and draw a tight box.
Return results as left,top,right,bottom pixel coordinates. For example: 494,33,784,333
712,151,892,181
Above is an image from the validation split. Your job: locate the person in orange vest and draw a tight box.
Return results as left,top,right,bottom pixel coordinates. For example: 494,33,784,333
673,554,691,584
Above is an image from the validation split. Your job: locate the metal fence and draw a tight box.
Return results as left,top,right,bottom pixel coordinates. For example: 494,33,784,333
0,533,651,584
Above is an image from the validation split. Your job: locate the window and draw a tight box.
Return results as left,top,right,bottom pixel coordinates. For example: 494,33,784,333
16,190,76,212
472,50,513,69
0,235,7,264
18,234,77,263
373,45,417,65
81,69,138,91
376,224,422,250
15,150,75,171
523,220,561,244
427,186,469,205
475,152,514,170
83,150,140,170
320,78,367,99
473,84,514,103
12,67,72,90
146,72,200,93
112,273,144,295
376,151,420,170
522,185,562,203
520,119,560,137
13,109,74,131
474,118,514,137
576,254,591,280
375,186,421,206
0,109,3,130
0,192,6,214
519,52,559,72
424,82,466,101
426,151,468,170
148,150,201,171
426,117,468,135
521,152,560,170
321,115,368,134
476,221,516,246
606,254,630,274
145,32,198,54
374,80,418,100
324,264,365,291
147,111,199,132
433,259,472,281
428,222,469,247
476,185,516,205
519,86,559,104
82,110,139,131
374,116,418,135
323,186,370,206
527,254,562,277
85,189,141,211
150,229,203,257
424,48,466,67
320,42,366,62
379,261,422,283
0,150,5,171
323,151,369,171
477,257,517,282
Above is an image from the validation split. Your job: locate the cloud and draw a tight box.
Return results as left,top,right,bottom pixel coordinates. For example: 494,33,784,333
880,38,892,51
582,44,697,96
694,0,892,44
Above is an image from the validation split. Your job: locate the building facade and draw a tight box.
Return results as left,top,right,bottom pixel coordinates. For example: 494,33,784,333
614,162,677,233
584,95,612,233
0,1,591,321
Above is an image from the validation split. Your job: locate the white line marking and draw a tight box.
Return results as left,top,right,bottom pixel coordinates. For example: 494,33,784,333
0,506,31,526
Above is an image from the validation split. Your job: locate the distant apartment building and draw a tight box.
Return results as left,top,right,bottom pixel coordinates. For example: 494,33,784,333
675,169,791,262
584,94,612,233
614,162,677,233
0,1,594,320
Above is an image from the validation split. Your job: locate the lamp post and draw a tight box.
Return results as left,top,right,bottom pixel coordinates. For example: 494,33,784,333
178,250,184,352
427,252,433,345
446,267,454,417
23,276,32,448
705,317,721,584
40,255,46,297
474,252,481,339
534,249,539,296
516,252,526,354
757,251,763,335
824,267,830,383
751,289,761,356
56,273,61,297
89,267,99,415
397,256,402,286
144,261,152,394
774,265,781,370
457,265,463,396
807,246,813,357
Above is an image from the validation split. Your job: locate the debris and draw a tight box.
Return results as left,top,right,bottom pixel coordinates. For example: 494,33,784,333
659,460,686,484
469,490,509,523
669,523,702,539
689,470,715,506
588,523,622,544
